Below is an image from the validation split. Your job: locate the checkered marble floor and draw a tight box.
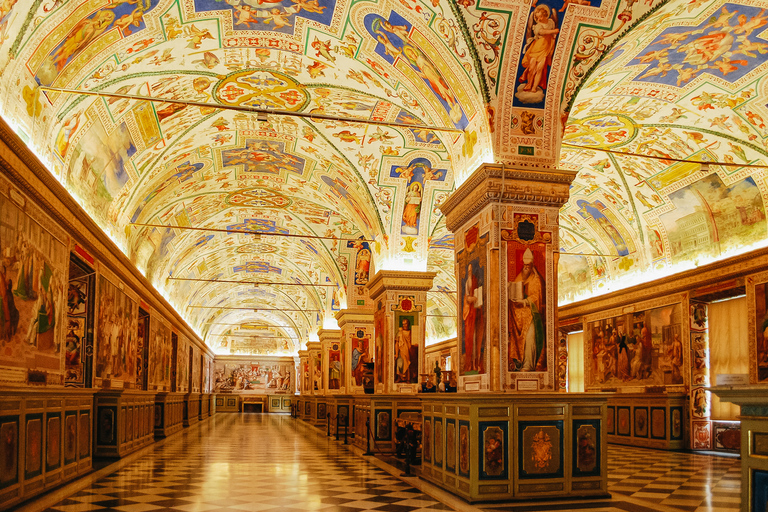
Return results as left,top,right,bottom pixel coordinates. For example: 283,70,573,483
606,445,741,512
24,414,741,512
38,414,454,512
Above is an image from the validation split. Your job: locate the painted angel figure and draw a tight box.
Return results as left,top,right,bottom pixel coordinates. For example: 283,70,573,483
516,4,559,103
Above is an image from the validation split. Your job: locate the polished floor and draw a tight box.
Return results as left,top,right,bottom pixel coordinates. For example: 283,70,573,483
18,414,741,512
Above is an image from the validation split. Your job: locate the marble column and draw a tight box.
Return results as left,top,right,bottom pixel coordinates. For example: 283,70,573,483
336,309,375,394
367,270,436,394
440,163,574,392
307,341,323,395
319,329,343,394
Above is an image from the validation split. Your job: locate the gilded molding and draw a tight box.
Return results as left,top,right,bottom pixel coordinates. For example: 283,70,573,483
440,163,576,233
0,118,212,357
366,270,437,300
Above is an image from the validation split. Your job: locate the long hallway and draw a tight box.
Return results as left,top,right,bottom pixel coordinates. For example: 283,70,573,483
20,415,741,512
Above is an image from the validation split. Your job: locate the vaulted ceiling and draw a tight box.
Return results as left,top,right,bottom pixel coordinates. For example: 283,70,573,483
1,0,766,355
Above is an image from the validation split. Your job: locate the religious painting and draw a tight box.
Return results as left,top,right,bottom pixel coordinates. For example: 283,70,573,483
351,330,371,388
194,0,334,36
576,200,633,257
176,336,188,393
692,387,709,418
671,407,683,440
78,412,90,458
423,418,432,464
446,418,456,472
459,421,470,477
25,415,42,479
212,361,293,392
95,275,137,386
34,1,160,85
651,408,666,440
586,302,683,388
634,407,648,438
390,158,447,236
514,2,561,108
46,413,61,471
374,301,387,386
64,412,77,465
519,421,563,479
149,317,171,390
573,421,599,476
617,407,630,436
479,422,507,480
365,13,468,129
375,410,391,441
0,417,18,488
660,174,765,265
65,317,86,385
393,312,418,384
459,224,487,376
67,279,87,316
434,418,443,466
606,406,615,435
508,243,547,373
0,195,67,384
328,342,342,390
348,238,372,285
629,4,768,88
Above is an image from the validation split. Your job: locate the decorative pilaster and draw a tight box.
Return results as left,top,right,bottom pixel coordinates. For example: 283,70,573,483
319,329,343,394
336,308,375,394
307,341,323,395
440,163,575,392
367,270,436,394
298,350,309,395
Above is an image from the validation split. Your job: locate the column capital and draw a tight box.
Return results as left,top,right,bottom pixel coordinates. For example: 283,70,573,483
367,270,437,301
317,328,342,344
335,308,375,328
306,341,321,351
440,163,576,233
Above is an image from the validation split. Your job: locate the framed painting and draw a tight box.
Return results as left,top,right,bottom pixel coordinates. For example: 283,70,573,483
480,421,509,480
573,420,600,477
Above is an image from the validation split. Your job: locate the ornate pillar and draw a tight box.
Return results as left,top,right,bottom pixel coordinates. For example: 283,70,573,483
440,163,574,392
319,329,343,394
307,341,323,395
367,270,436,394
298,350,309,395
336,308,375,394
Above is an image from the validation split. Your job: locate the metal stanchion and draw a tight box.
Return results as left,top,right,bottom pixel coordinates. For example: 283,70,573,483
326,412,331,437
335,412,340,441
364,418,373,456
400,424,414,477
343,417,349,445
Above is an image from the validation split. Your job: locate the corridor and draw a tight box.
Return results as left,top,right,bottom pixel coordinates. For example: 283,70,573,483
20,415,740,512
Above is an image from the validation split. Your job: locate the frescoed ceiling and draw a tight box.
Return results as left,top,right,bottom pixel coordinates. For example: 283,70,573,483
1,0,768,354
558,1,768,303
